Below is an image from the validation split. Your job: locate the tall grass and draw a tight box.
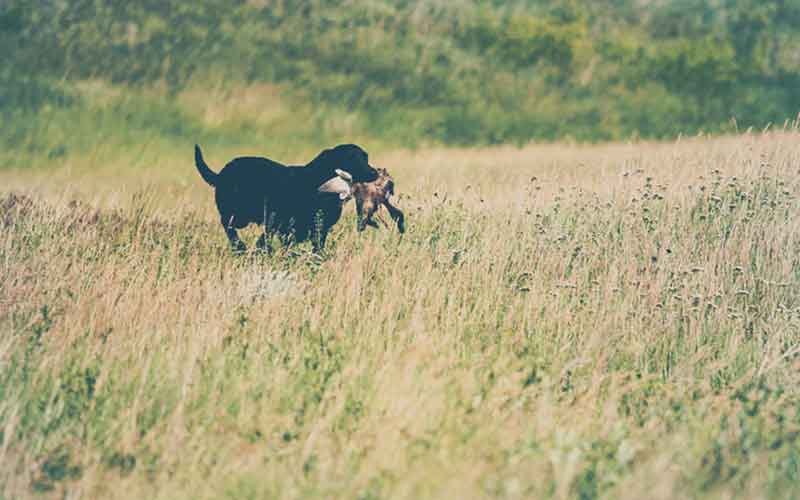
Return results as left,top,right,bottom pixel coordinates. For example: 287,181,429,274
1,131,800,499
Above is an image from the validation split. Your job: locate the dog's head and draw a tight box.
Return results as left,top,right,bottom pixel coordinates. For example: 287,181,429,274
312,144,378,183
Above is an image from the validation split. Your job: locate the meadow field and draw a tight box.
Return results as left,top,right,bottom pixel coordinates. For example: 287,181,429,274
3,1,800,498
2,127,800,499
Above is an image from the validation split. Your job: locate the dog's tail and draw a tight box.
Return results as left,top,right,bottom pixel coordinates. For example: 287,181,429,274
194,145,218,187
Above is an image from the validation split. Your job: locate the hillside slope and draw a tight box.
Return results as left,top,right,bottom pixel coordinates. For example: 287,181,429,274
1,0,799,159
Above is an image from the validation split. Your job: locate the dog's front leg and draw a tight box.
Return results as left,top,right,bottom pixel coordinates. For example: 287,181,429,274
255,231,273,254
311,231,328,254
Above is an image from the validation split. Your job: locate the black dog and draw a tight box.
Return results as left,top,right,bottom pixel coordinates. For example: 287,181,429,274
195,144,378,253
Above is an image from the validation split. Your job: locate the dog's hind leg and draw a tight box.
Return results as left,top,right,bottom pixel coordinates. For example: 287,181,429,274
225,227,247,253
221,217,247,253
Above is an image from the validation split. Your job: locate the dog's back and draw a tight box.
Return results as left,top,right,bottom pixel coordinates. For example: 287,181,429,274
196,148,313,231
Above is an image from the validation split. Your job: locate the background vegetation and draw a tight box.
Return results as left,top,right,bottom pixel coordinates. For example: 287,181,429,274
2,0,800,163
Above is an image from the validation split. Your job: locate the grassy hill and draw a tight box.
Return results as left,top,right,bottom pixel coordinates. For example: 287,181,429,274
2,0,800,168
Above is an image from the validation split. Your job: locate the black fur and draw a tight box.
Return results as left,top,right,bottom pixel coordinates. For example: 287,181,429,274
195,144,378,253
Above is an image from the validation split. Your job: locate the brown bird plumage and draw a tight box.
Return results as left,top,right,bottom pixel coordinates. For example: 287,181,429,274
352,168,405,234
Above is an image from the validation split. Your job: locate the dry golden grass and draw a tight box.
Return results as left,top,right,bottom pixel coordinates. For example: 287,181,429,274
1,132,800,499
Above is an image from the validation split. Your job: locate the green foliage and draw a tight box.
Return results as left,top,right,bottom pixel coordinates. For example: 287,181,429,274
647,36,738,96
1,0,799,147
462,7,589,77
